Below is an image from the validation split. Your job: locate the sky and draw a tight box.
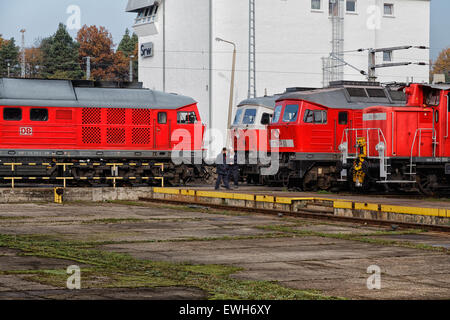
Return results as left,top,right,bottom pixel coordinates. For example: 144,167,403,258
0,0,449,61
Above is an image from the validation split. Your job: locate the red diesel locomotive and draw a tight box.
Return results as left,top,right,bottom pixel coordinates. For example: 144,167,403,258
0,78,209,187
264,81,406,190
341,83,450,195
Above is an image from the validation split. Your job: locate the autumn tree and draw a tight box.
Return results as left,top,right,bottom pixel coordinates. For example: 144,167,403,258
40,23,83,80
432,48,450,82
25,47,44,78
0,37,20,77
77,25,128,81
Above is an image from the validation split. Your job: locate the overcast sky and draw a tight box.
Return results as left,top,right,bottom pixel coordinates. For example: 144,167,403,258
0,0,448,61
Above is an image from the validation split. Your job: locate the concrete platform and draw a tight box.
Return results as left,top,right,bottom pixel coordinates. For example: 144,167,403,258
0,201,448,299
0,186,449,226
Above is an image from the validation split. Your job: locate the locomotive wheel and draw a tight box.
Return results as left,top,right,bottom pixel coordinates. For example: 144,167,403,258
416,174,438,197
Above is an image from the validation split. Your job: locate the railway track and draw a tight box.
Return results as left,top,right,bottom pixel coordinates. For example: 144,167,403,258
139,197,450,233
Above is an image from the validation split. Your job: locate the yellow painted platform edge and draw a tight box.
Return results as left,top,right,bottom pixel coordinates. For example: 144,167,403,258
151,188,449,218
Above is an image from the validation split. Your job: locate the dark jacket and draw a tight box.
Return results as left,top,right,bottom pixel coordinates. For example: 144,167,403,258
216,153,229,175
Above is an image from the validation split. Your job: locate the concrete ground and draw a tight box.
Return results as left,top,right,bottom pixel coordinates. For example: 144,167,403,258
0,201,448,300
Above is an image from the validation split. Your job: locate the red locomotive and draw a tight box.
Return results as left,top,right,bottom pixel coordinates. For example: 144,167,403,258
264,81,406,190
0,78,208,186
341,83,450,195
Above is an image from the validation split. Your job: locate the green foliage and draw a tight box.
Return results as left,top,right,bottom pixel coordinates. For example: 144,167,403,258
0,37,20,77
117,28,139,81
40,23,83,80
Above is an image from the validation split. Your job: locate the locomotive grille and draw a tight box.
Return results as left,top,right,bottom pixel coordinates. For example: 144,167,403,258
132,109,152,125
107,128,126,144
132,128,151,145
82,108,101,124
107,108,126,125
82,127,101,144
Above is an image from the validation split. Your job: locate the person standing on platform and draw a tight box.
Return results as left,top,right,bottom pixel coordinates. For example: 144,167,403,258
215,148,230,190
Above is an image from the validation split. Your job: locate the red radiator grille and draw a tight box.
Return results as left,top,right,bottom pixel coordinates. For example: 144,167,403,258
82,108,101,124
132,109,151,125
132,128,151,145
82,127,101,144
107,108,126,125
107,127,126,144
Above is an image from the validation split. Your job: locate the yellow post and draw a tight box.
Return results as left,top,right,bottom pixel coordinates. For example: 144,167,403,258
54,188,64,204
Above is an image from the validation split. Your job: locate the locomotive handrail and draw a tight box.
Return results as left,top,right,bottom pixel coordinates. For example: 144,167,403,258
409,128,436,177
341,128,387,159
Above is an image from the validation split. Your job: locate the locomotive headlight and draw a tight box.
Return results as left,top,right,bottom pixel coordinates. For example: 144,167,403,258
272,129,280,139
375,142,385,152
338,143,347,152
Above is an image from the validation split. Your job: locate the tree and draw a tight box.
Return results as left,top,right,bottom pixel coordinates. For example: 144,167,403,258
25,47,43,78
77,25,128,81
0,37,20,77
432,48,450,82
40,23,83,80
117,29,139,81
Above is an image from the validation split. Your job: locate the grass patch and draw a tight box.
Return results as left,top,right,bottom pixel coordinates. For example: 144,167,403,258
81,218,145,225
0,233,341,300
0,216,33,221
256,225,449,253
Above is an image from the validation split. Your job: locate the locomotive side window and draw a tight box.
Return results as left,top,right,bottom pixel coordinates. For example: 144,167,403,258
314,110,327,124
158,112,167,124
177,111,197,124
272,106,282,123
30,109,48,121
282,105,299,122
3,108,22,121
304,109,327,124
338,112,348,125
243,109,257,124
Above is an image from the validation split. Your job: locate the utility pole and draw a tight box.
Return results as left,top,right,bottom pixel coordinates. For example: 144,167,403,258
129,55,135,82
248,0,256,99
85,57,91,80
367,46,428,82
20,29,26,78
216,37,237,149
7,62,10,78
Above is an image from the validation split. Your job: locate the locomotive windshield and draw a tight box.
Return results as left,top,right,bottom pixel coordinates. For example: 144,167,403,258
272,106,282,123
283,105,299,122
242,109,257,124
233,109,244,125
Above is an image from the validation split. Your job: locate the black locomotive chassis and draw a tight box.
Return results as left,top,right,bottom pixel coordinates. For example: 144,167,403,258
0,158,216,187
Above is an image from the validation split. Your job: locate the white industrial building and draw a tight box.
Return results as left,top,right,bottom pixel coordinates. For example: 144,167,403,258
125,0,430,149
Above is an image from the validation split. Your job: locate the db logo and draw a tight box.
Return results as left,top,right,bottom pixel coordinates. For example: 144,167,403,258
20,127,33,136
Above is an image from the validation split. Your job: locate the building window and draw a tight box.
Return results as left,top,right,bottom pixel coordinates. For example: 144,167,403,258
30,108,48,121
329,0,338,16
3,108,22,121
384,3,394,16
135,4,159,24
383,50,393,62
346,0,356,13
311,0,321,10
